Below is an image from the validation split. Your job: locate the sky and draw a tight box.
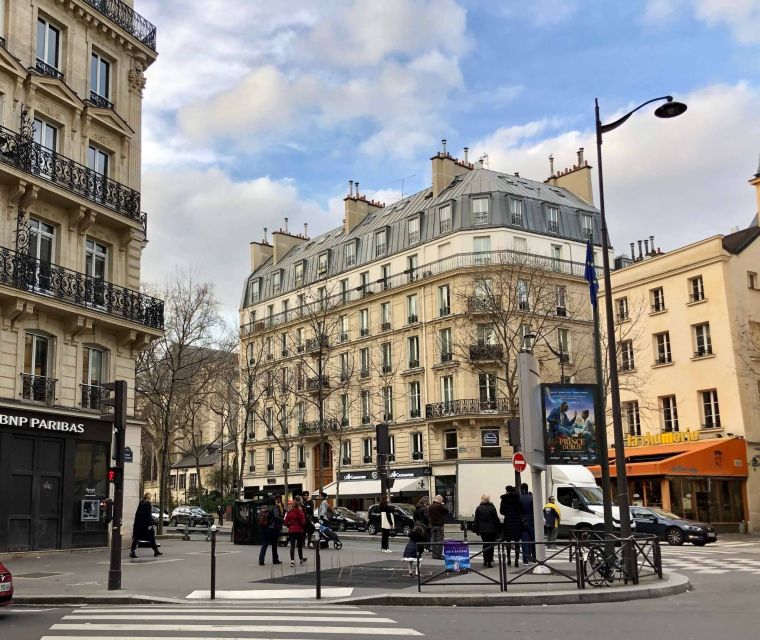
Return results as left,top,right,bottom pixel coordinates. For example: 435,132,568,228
135,0,760,318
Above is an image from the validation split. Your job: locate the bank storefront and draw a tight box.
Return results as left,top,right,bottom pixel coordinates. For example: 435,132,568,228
324,467,432,511
0,405,110,552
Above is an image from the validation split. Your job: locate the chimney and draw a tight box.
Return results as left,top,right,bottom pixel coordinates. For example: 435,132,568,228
355,182,360,198
284,217,288,233
304,222,309,238
349,180,353,197
544,148,594,205
649,235,655,254
630,243,635,261
344,182,384,234
463,147,469,164
263,227,268,243
431,140,474,197
749,154,760,219
514,172,519,178
249,240,273,272
637,240,643,261
644,239,650,256
272,227,307,265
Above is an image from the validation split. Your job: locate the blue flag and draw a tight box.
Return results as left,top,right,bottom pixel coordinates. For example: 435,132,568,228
584,240,598,306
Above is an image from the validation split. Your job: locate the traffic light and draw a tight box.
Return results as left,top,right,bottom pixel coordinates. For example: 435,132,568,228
100,498,114,524
107,467,121,484
100,380,127,430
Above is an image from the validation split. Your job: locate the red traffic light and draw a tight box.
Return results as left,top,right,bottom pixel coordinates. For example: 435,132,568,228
107,467,120,483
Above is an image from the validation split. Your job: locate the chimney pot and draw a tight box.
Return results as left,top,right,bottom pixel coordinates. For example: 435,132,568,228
304,222,308,238
514,172,519,177
442,139,447,155
630,243,635,261
463,147,469,163
263,227,268,243
284,217,288,233
349,180,353,197
355,182,360,198
644,239,650,255
549,154,555,176
577,147,584,165
637,240,643,261
649,235,654,254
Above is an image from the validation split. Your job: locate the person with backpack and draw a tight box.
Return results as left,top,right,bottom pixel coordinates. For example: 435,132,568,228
543,496,561,549
258,496,283,566
284,501,307,567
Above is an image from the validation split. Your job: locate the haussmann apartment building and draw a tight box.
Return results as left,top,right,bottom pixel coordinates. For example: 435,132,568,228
0,1,162,552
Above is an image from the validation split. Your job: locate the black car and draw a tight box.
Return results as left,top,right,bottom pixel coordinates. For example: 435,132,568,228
324,507,367,532
170,505,214,528
366,503,415,537
631,506,718,546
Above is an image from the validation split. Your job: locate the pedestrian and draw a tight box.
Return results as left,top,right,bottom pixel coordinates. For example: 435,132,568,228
379,495,394,553
301,490,316,548
402,525,427,576
317,491,333,522
428,494,448,559
129,493,162,558
518,483,536,563
257,496,283,566
543,496,561,549
499,485,524,566
217,504,224,526
413,497,431,554
473,494,500,568
284,501,307,567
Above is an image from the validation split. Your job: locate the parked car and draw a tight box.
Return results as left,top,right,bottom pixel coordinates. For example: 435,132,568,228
0,562,13,606
170,505,214,527
324,507,367,532
366,503,415,537
631,506,718,546
152,506,170,526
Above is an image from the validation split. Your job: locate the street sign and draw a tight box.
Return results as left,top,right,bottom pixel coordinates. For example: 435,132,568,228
512,452,527,473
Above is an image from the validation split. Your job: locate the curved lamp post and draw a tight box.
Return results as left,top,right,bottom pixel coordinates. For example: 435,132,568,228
595,96,687,539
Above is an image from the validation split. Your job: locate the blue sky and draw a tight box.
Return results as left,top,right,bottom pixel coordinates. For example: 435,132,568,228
136,0,760,316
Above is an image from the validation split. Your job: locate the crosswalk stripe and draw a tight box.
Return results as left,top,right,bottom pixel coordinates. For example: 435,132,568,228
185,587,353,599
62,614,397,623
51,624,422,635
67,608,373,615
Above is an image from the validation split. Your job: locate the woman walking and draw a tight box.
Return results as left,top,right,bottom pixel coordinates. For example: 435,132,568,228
473,494,500,568
284,501,307,567
379,495,394,553
499,485,524,566
413,497,430,554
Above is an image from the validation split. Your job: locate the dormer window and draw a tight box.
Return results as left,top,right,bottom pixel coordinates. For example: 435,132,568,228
546,206,560,234
294,261,304,287
472,197,489,226
272,269,283,295
318,252,329,277
510,199,524,226
407,216,420,245
581,213,593,240
439,204,452,234
345,241,356,267
375,230,387,257
249,279,261,304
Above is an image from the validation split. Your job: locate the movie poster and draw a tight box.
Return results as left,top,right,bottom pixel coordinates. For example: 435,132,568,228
541,384,598,465
443,540,471,574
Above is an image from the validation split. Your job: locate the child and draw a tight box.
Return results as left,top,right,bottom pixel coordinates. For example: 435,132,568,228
402,525,427,577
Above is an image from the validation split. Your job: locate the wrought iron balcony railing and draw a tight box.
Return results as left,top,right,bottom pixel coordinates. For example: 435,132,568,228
35,59,64,80
0,125,143,225
0,246,164,330
81,383,109,410
425,398,511,419
306,376,330,392
21,373,57,405
469,343,504,361
89,91,114,110
298,418,339,435
84,0,157,51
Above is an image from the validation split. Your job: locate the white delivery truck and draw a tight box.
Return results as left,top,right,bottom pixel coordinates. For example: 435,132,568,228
456,460,617,537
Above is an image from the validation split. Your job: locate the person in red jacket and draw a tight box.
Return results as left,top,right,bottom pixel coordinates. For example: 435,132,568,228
284,501,307,567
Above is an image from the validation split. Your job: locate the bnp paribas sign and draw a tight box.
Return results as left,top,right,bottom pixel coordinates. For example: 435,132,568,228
0,411,86,434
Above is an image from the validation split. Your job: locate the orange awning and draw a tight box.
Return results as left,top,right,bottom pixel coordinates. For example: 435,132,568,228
588,437,747,478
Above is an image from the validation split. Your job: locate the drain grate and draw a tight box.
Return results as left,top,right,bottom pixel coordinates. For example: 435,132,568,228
14,572,65,579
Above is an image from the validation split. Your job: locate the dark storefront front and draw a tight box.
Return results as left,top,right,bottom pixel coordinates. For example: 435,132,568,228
0,406,111,552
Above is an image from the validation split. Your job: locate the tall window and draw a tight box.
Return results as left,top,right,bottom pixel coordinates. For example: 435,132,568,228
381,263,391,290
36,17,60,72
616,297,629,321
375,230,387,256
81,346,104,409
510,200,523,226
477,324,496,345
360,271,369,293
87,146,109,182
655,332,671,365
409,381,421,418
29,218,55,291
340,353,349,381
472,197,489,225
266,448,276,470
551,245,562,271
581,214,593,240
381,342,392,372
441,375,454,404
439,204,452,233
473,236,491,265
363,438,373,464
439,328,452,362
361,389,371,423
189,473,197,489
382,386,393,420
479,373,497,409
408,336,420,368
295,402,304,427
265,407,274,435
389,435,396,462
339,314,349,340
661,395,679,432
23,333,51,402
359,308,369,336
381,301,391,328
339,278,348,303
85,239,107,305
651,287,665,312
556,285,567,315
340,393,349,424
623,401,641,436
558,328,571,360
345,242,356,267
33,118,58,151
90,52,110,102
407,217,420,244
407,294,418,322
701,389,720,429
438,284,450,315
475,278,492,301
694,323,712,357
517,280,529,311
294,262,304,287
360,347,370,377
444,430,458,459
619,340,634,371
411,432,424,460
407,254,418,282
689,275,704,303
297,445,306,468
318,252,328,277
546,206,559,233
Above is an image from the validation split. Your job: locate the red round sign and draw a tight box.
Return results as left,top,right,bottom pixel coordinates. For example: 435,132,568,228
513,452,527,473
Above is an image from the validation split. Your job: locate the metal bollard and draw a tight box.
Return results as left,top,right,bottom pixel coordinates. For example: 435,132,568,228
315,529,321,600
183,521,190,541
210,525,217,600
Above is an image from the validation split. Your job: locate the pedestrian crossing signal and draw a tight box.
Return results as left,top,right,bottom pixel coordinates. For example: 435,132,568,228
107,467,120,484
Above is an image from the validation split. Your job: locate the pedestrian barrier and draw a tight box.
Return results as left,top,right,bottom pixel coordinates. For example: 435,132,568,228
415,541,504,592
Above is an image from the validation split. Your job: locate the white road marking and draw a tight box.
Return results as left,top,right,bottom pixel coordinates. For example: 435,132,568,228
96,558,183,565
67,607,371,614
51,624,421,635
63,614,396,623
185,587,353,599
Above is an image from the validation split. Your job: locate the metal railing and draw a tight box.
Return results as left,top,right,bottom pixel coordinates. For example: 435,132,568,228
425,398,511,419
469,343,504,361
0,125,143,225
81,383,109,410
84,0,157,51
89,91,114,110
21,373,57,405
298,418,339,435
35,59,64,80
0,246,164,330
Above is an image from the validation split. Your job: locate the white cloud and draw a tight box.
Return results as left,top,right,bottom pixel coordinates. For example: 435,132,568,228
644,0,760,43
470,83,760,252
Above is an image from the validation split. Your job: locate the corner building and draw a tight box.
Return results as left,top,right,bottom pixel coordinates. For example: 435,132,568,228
0,1,161,551
240,147,601,514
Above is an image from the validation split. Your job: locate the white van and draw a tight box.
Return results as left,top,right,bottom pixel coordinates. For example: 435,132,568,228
456,460,618,537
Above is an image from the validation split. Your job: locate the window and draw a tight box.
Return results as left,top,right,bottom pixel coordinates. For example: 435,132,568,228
296,327,304,351
389,435,396,462
748,271,758,289
341,440,351,465
689,275,704,303
551,245,562,271
474,236,491,265
265,407,274,434
359,308,369,336
479,373,497,409
189,473,197,489
651,287,665,313
27,218,55,290
694,323,712,357
701,390,720,429
382,386,393,420
36,17,61,73
345,242,356,267
381,342,392,372
360,348,370,377
411,432,424,460
317,252,328,277
82,346,104,409
558,328,571,361
624,401,641,436
339,314,349,341
407,217,420,244
556,285,567,315
407,294,418,323
295,402,304,428
546,206,559,233
33,118,58,153
279,404,289,434
472,197,489,225
407,254,418,282
361,389,371,423
581,214,593,240
441,375,454,404
294,262,304,287
170,475,177,489
90,52,111,103
661,395,679,432
87,145,109,184
444,430,458,459
267,448,275,470
655,332,671,365
439,204,452,233
513,236,527,253
375,230,387,256
381,301,391,329
619,340,634,371
475,278,492,301
381,263,391,290
439,284,450,316
337,279,348,304
616,297,629,321
510,200,524,226
409,381,421,417
439,328,452,362
360,271,369,294
520,324,533,351
363,438,373,464
23,333,51,402
517,279,529,311
85,239,107,305
408,336,420,368
178,473,186,490
297,445,306,469
477,324,496,345
340,353,349,381
317,286,327,307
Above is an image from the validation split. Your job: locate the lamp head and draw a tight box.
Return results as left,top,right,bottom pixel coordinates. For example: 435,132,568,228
654,97,687,119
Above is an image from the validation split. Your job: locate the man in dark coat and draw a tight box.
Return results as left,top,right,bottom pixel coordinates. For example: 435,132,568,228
519,483,536,563
130,493,162,558
499,486,523,566
473,495,501,568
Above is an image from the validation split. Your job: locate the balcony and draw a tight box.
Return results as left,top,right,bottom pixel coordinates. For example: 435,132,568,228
360,368,370,379
35,59,64,80
408,360,420,369
360,328,370,337
21,373,56,405
440,352,453,364
83,0,157,51
382,364,392,374
440,306,450,317
381,322,391,332
298,418,338,435
340,332,349,343
0,125,144,226
81,383,108,410
88,91,113,110
694,347,713,358
469,343,504,361
306,376,330,393
407,314,418,324
0,246,164,330
444,448,458,460
410,409,421,418
467,296,500,313
306,335,329,353
425,398,511,419
361,415,370,425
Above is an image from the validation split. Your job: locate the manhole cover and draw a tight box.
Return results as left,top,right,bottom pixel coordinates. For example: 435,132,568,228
15,572,64,579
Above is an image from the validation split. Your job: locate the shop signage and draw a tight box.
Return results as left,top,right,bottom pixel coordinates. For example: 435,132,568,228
338,466,432,482
624,430,700,448
0,410,85,434
443,540,471,574
541,383,598,465
481,429,500,447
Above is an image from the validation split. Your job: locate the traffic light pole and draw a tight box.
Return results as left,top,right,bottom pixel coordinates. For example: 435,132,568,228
103,380,127,591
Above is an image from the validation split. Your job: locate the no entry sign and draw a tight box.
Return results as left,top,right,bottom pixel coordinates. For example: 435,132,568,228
513,452,527,473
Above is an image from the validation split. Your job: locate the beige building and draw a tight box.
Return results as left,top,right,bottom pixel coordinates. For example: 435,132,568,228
602,170,760,531
239,146,601,514
0,1,161,551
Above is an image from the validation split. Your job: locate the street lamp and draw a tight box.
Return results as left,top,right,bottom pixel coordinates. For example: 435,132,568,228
524,331,569,382
595,95,687,539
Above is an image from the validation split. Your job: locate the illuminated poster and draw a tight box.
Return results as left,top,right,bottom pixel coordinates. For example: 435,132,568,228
542,384,598,465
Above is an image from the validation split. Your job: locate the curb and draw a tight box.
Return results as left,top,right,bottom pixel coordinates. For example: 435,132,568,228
10,594,188,606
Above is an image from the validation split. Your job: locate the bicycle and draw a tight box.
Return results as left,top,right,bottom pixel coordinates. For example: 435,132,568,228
582,543,625,586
